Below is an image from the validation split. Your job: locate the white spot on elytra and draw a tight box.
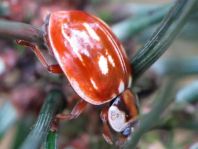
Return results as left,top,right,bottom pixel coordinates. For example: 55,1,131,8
98,55,108,75
108,55,115,67
118,81,125,93
128,76,132,88
90,78,98,90
61,24,83,61
83,23,100,41
108,106,127,132
61,24,91,63
69,78,112,105
70,78,87,99
81,49,90,57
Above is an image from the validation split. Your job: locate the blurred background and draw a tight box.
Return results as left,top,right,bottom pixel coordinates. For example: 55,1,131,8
0,0,197,149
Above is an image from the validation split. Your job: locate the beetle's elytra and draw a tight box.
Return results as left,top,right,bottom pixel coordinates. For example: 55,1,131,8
46,11,132,105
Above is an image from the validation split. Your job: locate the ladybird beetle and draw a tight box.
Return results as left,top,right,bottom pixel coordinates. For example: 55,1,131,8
17,10,139,144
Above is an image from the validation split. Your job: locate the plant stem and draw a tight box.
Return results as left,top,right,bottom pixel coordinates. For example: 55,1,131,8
45,131,58,149
11,116,35,149
0,3,9,16
0,101,17,139
112,4,171,41
132,0,197,81
20,89,65,149
0,20,44,45
152,116,198,131
176,81,198,103
153,57,198,76
126,77,178,149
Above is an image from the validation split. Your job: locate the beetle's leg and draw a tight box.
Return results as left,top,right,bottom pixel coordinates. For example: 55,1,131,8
50,100,87,132
16,40,63,74
100,107,113,144
56,100,87,120
116,127,132,146
47,64,63,74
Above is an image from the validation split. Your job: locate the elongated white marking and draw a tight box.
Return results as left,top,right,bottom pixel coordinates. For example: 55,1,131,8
81,49,90,57
83,23,100,41
108,55,115,67
108,106,127,132
118,81,125,93
70,78,87,99
62,24,83,61
90,78,98,90
62,24,91,63
128,76,132,88
103,27,127,74
69,78,112,105
98,55,108,75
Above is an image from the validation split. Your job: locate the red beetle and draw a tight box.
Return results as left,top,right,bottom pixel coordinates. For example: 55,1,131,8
17,10,139,144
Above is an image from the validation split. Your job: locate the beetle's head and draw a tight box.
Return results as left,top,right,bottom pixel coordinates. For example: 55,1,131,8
107,89,139,138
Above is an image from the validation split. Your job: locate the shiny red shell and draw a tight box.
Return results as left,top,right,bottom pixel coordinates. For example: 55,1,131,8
47,11,132,105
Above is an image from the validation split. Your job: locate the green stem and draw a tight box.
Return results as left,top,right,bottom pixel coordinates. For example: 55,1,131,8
152,118,198,131
0,20,44,45
112,4,171,41
11,116,35,149
45,131,58,149
132,0,197,81
126,77,178,149
0,3,9,16
176,81,198,103
154,57,198,76
20,89,65,149
0,101,17,139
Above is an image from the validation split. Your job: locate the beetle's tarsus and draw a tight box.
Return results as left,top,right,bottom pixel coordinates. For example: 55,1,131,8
56,100,87,121
102,125,114,145
50,117,59,132
47,64,63,74
56,113,74,121
116,135,128,147
100,107,114,144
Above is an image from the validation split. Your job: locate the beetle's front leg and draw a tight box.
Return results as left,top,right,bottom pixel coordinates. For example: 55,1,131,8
100,107,113,144
56,100,88,120
51,100,87,131
16,40,63,74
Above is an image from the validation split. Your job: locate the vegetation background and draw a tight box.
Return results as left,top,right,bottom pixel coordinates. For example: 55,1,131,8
0,0,197,149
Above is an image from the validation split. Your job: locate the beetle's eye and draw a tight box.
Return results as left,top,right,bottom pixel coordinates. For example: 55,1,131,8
108,105,128,132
